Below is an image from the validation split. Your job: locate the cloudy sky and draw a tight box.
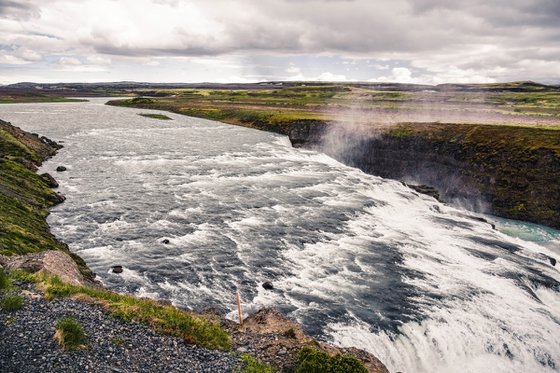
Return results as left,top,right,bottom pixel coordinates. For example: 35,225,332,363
1,0,559,84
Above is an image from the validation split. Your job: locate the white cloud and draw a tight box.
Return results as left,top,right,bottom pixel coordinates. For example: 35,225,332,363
0,0,559,83
316,72,347,82
57,56,81,66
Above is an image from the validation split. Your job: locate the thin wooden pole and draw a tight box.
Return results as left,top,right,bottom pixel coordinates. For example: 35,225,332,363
236,290,243,326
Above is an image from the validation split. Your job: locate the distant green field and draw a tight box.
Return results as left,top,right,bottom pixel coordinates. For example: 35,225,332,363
0,94,87,104
108,84,560,135
138,113,173,120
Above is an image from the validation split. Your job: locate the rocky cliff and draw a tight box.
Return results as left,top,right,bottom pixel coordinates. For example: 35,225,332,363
289,121,560,229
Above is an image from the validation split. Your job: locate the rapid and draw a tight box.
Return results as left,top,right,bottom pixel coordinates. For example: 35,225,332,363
1,99,558,373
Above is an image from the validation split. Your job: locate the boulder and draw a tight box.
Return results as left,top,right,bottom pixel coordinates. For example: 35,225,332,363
3,251,91,286
56,166,67,172
549,256,557,267
407,183,441,201
262,281,274,290
232,308,389,373
162,239,170,244
40,173,59,188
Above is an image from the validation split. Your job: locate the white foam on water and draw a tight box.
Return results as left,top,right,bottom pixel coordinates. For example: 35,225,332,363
4,100,559,373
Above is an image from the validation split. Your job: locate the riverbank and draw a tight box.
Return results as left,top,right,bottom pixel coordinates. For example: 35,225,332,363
0,118,388,372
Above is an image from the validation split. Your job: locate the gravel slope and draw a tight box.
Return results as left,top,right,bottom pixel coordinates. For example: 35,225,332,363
0,284,239,373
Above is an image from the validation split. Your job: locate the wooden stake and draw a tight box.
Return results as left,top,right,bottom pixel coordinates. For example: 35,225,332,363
236,290,243,326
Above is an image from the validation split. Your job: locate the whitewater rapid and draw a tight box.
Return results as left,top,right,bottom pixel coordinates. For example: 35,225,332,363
0,99,558,373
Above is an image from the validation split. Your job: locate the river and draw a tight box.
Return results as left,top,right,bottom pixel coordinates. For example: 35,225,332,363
1,98,558,373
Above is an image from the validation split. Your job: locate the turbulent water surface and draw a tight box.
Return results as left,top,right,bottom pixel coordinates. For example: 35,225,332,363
1,99,559,373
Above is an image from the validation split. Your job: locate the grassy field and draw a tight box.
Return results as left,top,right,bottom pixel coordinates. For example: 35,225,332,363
0,93,86,104
107,83,560,135
138,113,173,120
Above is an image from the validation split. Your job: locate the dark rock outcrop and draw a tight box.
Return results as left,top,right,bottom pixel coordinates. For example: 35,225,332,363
406,183,441,201
289,121,560,229
40,172,59,188
225,308,389,373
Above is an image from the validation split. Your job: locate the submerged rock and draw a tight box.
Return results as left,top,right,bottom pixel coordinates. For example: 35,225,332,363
407,183,441,201
262,282,274,290
111,265,123,274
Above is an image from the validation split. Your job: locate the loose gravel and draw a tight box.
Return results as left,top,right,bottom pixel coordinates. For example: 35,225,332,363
0,286,240,373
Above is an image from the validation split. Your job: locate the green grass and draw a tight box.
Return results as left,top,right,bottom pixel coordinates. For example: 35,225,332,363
0,294,25,311
0,94,86,104
0,269,11,291
236,354,276,373
43,275,231,350
295,347,368,373
111,336,124,347
55,316,86,350
138,113,172,120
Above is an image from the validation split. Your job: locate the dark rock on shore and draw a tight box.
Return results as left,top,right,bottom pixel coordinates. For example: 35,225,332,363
40,172,59,188
224,308,389,373
40,135,63,150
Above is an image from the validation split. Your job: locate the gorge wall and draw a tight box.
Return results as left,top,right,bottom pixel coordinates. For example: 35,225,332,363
289,121,560,229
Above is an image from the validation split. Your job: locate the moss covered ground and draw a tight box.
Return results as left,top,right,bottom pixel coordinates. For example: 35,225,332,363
0,120,67,256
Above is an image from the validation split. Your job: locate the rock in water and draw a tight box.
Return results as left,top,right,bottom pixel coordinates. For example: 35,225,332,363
262,282,274,290
162,239,170,244
549,257,557,267
40,173,59,188
407,183,441,201
56,166,67,172
111,265,123,274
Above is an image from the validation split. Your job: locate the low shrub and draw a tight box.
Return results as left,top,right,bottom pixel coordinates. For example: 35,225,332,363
236,354,275,373
0,269,10,291
295,346,367,373
55,316,86,350
0,294,24,311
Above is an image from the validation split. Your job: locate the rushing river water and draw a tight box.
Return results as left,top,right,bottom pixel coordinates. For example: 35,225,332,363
1,99,559,373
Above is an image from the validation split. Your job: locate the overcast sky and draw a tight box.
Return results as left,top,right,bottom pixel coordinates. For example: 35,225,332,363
1,0,559,84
